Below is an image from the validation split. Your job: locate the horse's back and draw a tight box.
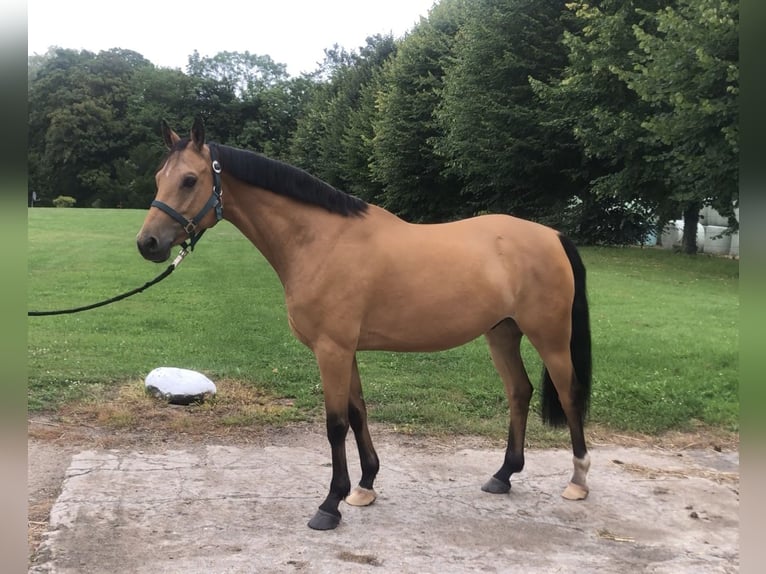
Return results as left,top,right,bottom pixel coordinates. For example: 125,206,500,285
348,209,575,352
369,211,571,287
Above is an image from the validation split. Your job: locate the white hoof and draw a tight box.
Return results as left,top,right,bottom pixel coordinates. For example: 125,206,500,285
562,482,589,500
345,487,377,507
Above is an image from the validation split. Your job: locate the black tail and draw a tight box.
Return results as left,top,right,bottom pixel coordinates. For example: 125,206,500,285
541,234,592,427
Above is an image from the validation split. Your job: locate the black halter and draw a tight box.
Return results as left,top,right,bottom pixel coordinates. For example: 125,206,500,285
150,144,224,251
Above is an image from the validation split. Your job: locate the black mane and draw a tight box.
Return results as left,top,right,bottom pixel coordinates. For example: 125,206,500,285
160,139,368,217
215,144,368,217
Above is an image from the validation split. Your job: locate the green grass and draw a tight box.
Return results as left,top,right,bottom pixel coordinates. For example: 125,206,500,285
584,247,738,432
28,208,739,438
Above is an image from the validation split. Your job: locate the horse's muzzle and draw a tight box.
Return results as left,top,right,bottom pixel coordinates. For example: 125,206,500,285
136,233,171,263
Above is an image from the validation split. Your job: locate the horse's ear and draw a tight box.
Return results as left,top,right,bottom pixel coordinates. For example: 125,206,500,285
191,116,205,151
161,119,179,149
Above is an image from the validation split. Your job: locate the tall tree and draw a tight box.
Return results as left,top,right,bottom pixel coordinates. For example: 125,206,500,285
288,35,397,196
623,0,739,252
533,0,738,252
370,0,469,222
531,0,668,245
123,65,205,207
28,48,155,208
336,35,398,200
436,0,583,223
234,74,316,159
185,50,313,160
186,50,289,97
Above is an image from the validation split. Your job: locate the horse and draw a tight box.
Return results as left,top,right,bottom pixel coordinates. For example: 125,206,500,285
137,117,592,531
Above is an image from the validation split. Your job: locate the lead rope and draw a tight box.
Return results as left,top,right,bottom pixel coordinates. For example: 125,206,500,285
30,147,223,317
30,147,224,317
28,248,190,316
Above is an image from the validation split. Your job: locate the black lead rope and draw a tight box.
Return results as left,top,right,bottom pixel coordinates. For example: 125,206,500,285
30,145,223,317
28,248,190,317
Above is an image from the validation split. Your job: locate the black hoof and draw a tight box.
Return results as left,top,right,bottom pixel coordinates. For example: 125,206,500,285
481,476,511,494
308,508,341,530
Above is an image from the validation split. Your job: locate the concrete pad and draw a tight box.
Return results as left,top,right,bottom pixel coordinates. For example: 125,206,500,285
30,439,739,573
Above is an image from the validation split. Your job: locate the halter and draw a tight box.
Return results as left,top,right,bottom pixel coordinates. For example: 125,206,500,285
150,143,224,251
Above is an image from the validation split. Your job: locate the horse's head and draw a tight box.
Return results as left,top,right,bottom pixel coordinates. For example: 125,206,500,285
136,117,223,262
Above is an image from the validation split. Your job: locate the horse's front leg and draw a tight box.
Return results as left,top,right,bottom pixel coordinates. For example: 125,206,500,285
345,355,380,507
307,344,354,530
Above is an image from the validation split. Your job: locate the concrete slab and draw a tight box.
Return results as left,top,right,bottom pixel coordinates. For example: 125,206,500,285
30,439,739,573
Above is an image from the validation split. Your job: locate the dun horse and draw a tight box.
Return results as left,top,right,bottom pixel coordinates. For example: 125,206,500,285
137,118,592,530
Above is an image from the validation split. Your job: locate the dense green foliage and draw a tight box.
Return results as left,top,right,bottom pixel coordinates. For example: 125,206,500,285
370,1,468,221
532,0,738,250
436,0,582,224
28,209,738,436
28,0,738,247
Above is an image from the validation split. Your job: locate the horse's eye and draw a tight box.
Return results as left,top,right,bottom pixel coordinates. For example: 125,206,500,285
182,175,197,189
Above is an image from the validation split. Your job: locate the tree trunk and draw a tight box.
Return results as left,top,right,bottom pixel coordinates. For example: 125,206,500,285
681,203,701,255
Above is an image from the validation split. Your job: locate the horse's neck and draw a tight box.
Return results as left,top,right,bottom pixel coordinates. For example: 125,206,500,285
222,182,347,286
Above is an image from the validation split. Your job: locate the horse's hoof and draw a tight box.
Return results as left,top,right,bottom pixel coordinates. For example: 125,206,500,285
308,509,341,530
562,482,589,500
345,486,377,507
481,476,511,494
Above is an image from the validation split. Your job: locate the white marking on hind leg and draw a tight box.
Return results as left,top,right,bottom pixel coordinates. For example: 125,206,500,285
562,453,590,500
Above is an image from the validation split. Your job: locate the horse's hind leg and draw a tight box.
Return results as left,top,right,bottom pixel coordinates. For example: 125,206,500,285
482,319,533,494
345,356,380,507
535,343,590,500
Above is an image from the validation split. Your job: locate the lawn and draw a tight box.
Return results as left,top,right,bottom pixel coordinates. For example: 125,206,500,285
28,208,739,439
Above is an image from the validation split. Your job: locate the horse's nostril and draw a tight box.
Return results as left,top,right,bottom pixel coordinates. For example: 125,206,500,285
137,235,158,256
137,233,171,263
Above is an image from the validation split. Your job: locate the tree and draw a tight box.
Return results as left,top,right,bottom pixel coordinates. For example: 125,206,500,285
436,0,583,224
186,50,289,98
28,48,156,208
370,0,469,222
531,0,668,244
335,35,398,200
234,74,316,159
623,0,738,252
123,65,205,207
533,0,738,252
28,46,304,209
288,35,397,197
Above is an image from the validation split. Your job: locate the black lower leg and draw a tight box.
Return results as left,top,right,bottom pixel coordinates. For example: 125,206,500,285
569,420,588,460
482,427,525,494
349,401,379,490
309,415,350,530
483,325,532,495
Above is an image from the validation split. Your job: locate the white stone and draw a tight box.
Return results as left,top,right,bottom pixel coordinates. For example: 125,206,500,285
145,367,216,405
